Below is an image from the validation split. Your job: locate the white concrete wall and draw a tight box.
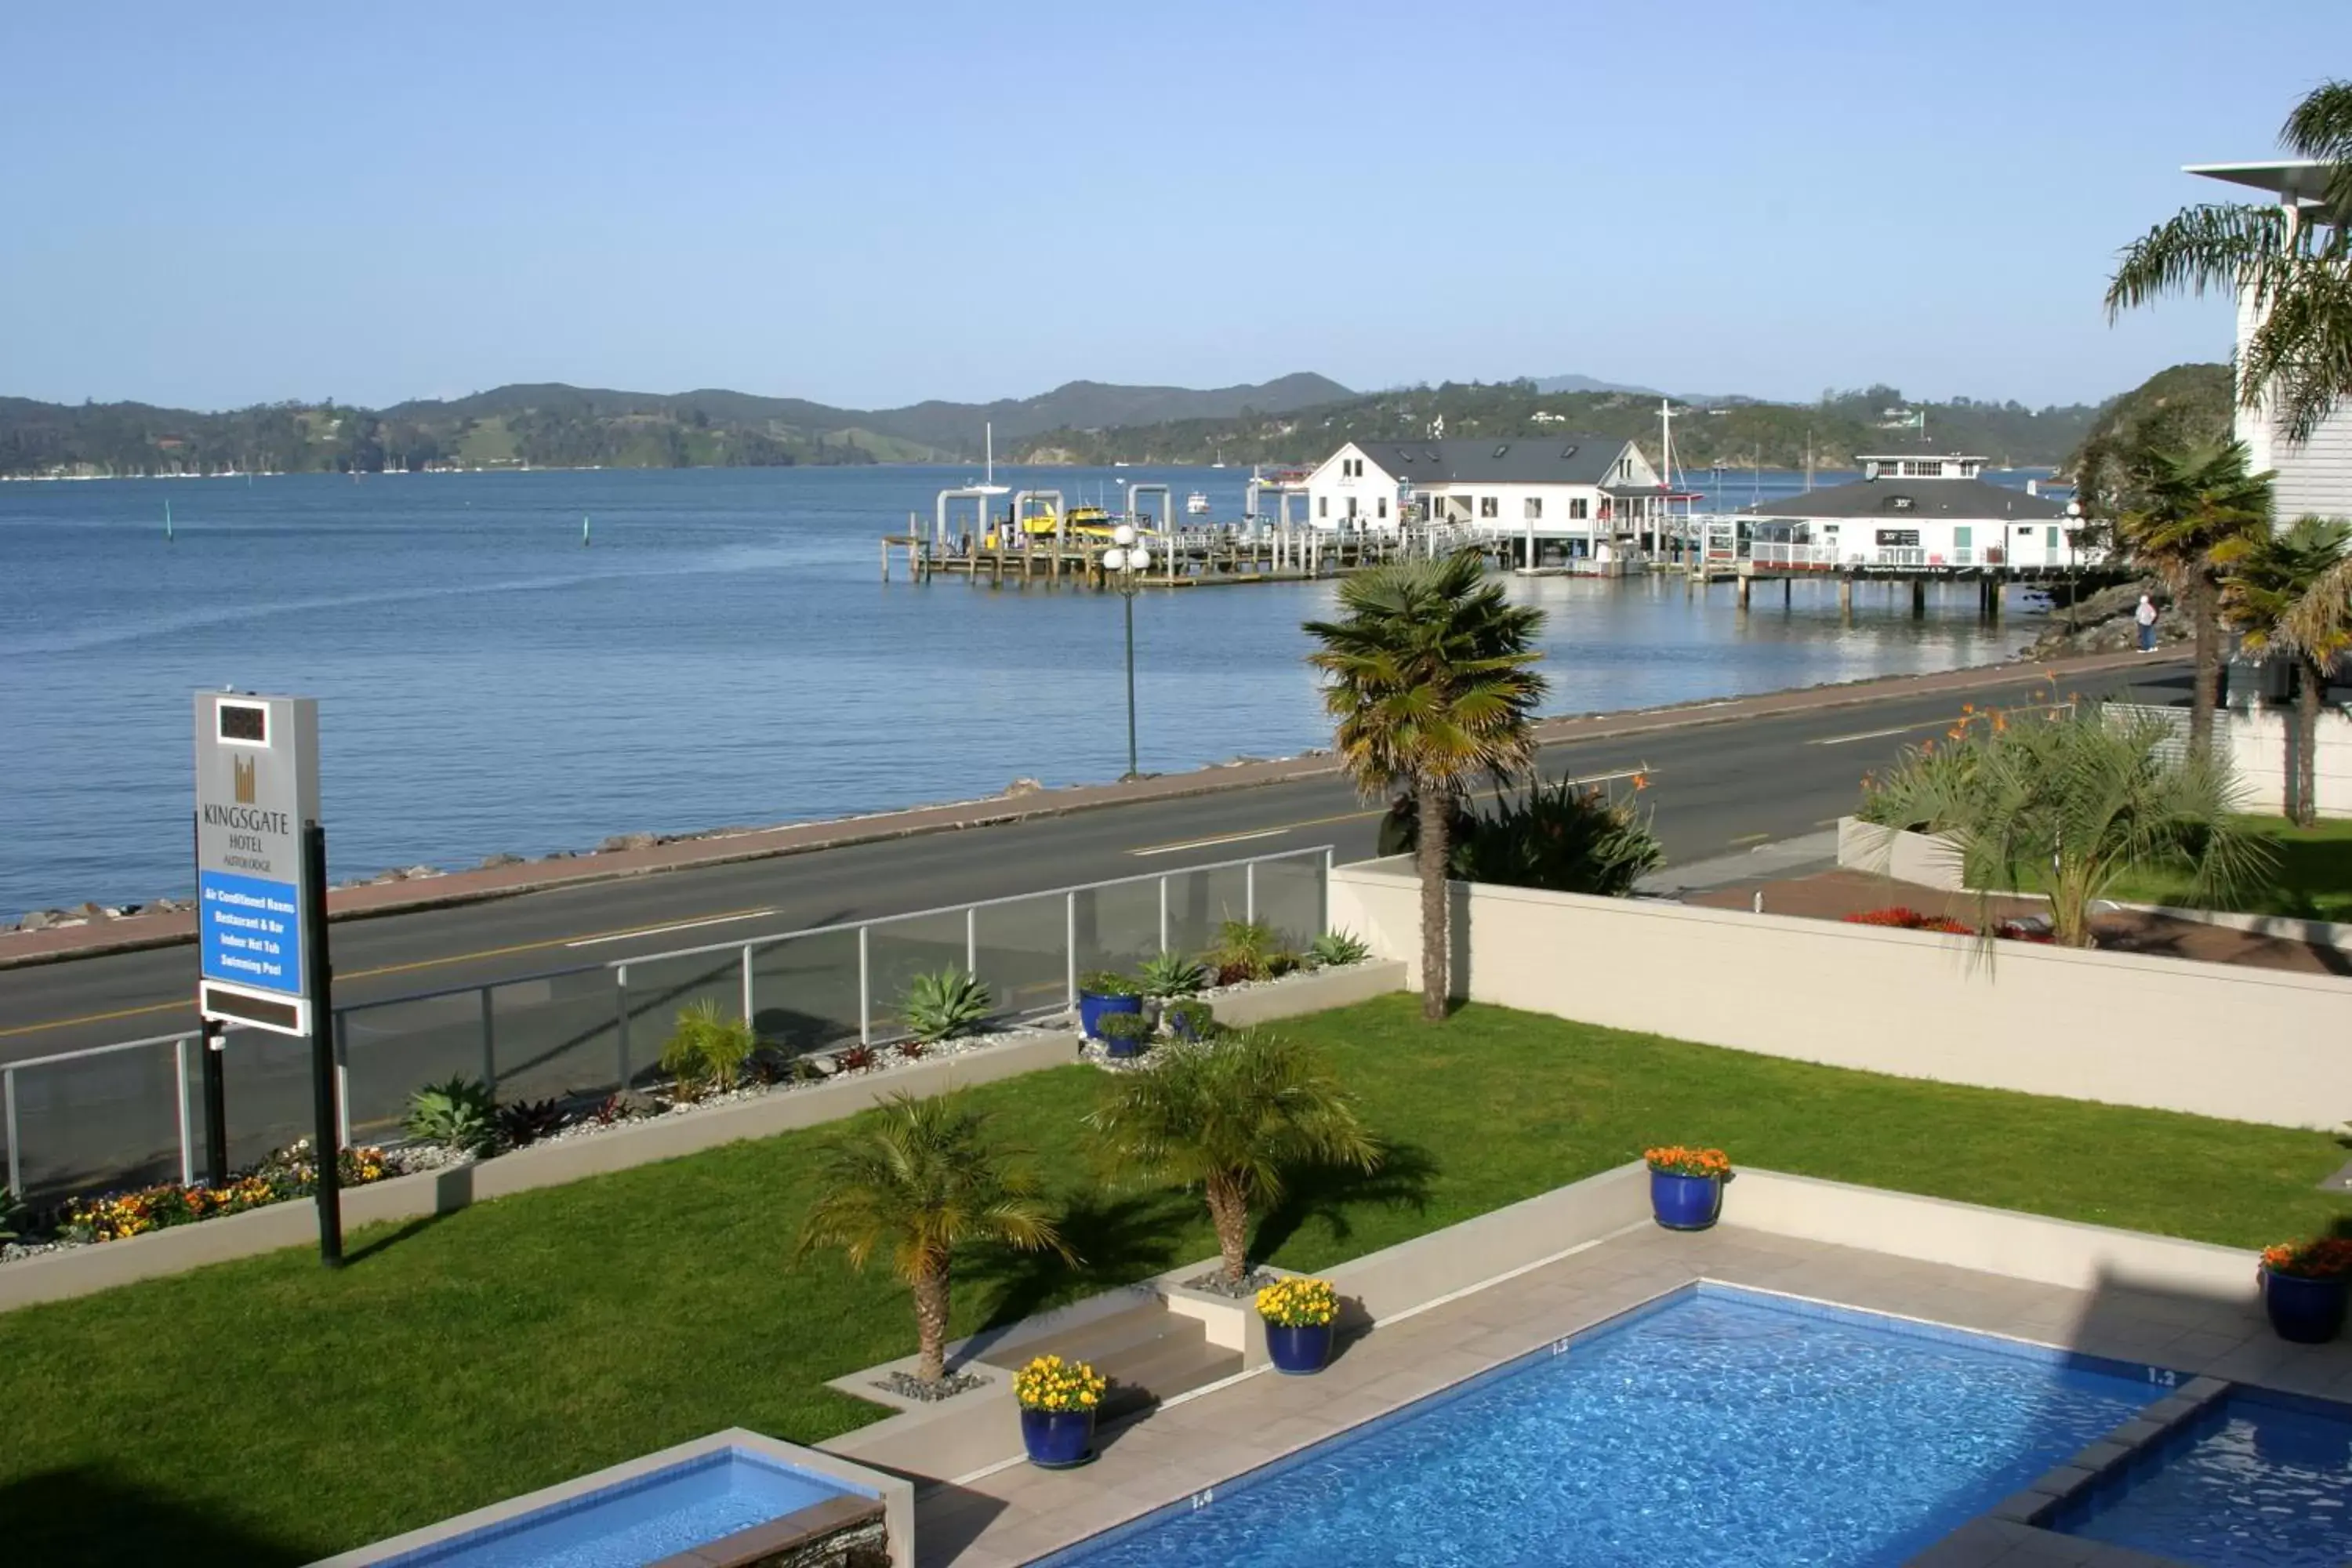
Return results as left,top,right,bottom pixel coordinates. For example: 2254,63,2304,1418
1327,858,2352,1130
1835,815,1967,891
2225,702,2352,817
1304,444,1403,532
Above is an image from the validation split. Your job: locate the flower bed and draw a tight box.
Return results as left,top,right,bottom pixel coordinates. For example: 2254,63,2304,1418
2,1140,405,1261
1842,907,2055,942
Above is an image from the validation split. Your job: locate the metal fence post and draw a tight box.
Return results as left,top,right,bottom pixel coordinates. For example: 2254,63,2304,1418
615,965,632,1087
2,1067,16,1200
1246,861,1257,924
480,986,497,1091
1158,874,1169,955
966,906,978,977
857,927,871,1045
1065,891,1078,1009
332,1011,351,1151
174,1036,195,1187
1323,847,1335,935
740,944,756,1027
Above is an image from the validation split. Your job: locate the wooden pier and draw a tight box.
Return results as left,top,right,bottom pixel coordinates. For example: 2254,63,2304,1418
881,525,1430,588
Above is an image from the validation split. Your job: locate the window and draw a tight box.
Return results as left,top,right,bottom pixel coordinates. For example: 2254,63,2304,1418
1954,526,1973,550
1569,497,1588,520
1524,497,1543,520
1904,460,1944,477
1339,457,1363,478
1347,497,1359,519
1479,495,1500,518
1377,497,1388,520
1318,496,1327,518
2046,526,2060,550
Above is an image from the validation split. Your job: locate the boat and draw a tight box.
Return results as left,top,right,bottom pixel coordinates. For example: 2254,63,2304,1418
1185,492,1211,516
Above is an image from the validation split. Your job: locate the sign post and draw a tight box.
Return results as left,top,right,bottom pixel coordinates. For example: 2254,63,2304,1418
193,692,339,1265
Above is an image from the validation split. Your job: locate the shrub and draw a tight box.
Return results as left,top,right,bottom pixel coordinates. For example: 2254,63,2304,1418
895,1039,927,1061
495,1098,567,1147
903,968,993,1042
1136,951,1207,1000
833,1044,879,1073
1162,998,1216,1040
1843,907,1974,935
1307,930,1370,967
404,1076,499,1155
0,1185,21,1243
1207,918,1283,984
660,1000,758,1091
1096,1011,1152,1054
1077,970,1145,998
594,1089,652,1125
1448,775,1664,897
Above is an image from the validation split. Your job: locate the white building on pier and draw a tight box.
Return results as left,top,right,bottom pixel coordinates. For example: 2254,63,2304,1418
1734,442,2078,572
1302,436,1668,561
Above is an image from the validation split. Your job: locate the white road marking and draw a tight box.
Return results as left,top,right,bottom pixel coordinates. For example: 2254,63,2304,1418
1812,722,1938,746
564,909,779,948
1131,827,1293,857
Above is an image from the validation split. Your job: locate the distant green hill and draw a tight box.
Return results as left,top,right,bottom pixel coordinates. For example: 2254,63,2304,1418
0,373,1356,477
1014,380,2110,471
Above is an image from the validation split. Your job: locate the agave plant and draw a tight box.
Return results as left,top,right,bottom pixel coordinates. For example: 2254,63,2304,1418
404,1076,499,1155
903,967,993,1044
661,999,758,1091
1307,930,1371,967
495,1097,567,1148
1137,950,1207,1000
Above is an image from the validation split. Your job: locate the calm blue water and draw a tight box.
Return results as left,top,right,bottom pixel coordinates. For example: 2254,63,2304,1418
1041,1287,2158,1568
378,1449,858,1568
0,466,2041,913
2054,1389,2352,1567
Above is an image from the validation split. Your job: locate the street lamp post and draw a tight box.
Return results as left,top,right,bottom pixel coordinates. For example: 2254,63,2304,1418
2063,499,2084,637
1104,523,1152,779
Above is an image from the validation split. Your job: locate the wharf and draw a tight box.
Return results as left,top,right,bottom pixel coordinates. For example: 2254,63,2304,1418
882,525,1424,588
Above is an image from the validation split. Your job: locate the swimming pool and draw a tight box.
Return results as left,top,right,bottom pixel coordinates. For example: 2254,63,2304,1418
1036,1285,2166,1568
2050,1387,2352,1567
367,1446,871,1568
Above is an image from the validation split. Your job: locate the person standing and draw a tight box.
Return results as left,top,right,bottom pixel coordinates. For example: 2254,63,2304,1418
2135,593,2159,652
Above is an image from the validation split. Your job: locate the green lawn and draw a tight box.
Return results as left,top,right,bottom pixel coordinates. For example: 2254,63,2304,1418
2103,815,2352,921
2,997,2343,1565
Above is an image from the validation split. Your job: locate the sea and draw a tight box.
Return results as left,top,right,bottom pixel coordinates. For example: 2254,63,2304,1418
0,464,2048,915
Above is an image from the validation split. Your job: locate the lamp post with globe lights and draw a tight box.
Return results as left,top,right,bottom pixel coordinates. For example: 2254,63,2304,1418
1103,523,1152,779
2063,499,2085,637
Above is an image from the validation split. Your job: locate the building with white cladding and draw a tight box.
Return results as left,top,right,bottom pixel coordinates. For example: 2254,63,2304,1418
2186,158,2352,522
1301,436,1666,562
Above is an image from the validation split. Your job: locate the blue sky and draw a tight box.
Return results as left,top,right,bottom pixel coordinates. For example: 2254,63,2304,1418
3,2,2344,412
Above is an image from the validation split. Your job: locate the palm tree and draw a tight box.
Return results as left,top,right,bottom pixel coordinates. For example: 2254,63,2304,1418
1305,550,1546,1019
2222,516,2352,826
1087,1030,1380,1288
2115,440,2273,757
1862,704,2266,947
2107,80,2352,445
795,1091,1067,1386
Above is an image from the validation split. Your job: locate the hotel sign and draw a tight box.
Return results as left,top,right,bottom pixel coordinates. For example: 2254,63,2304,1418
194,692,319,1036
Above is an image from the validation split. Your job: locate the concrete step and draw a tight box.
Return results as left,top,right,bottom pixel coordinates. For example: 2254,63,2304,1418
977,1301,1242,1417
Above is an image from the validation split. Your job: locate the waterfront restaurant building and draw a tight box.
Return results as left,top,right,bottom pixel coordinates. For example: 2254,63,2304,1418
2185,158,2352,522
1303,437,1666,561
1736,444,2078,570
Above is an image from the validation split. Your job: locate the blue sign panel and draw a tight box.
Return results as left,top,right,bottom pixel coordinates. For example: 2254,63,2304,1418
198,869,303,996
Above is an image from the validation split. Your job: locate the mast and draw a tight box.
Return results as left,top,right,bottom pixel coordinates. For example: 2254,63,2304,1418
985,420,994,489
165,499,173,543
582,514,590,547
1657,399,1675,556
1805,434,1814,493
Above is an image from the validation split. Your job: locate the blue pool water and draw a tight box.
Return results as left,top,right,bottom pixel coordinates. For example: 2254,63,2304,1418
2053,1388,2352,1567
376,1448,864,1568
1040,1287,2163,1568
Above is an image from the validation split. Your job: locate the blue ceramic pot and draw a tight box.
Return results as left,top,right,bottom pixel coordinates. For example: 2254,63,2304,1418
2263,1269,2348,1345
1077,991,1142,1041
1650,1170,1723,1232
1020,1406,1096,1468
1265,1322,1334,1375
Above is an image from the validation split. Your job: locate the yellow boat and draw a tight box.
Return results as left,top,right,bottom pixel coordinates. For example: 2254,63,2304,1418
982,505,1163,550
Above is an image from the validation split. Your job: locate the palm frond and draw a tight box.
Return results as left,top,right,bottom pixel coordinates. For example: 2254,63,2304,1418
2104,205,2295,320
2282,81,2352,221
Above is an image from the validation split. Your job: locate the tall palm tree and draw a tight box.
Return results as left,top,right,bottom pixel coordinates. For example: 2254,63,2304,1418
795,1091,1067,1386
2222,517,2352,826
2107,80,2352,445
1305,550,1546,1019
1087,1030,1380,1288
2116,440,2274,757
1863,704,2264,947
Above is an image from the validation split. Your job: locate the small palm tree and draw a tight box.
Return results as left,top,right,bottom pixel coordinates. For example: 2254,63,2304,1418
795,1091,1067,1386
1863,704,2267,947
2223,516,2352,827
2115,440,2273,757
1305,550,1546,1019
1087,1030,1380,1288
2107,80,2352,445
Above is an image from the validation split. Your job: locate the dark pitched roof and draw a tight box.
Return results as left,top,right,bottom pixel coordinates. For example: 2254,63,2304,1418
1852,435,1984,460
1738,477,2066,522
1352,436,1628,486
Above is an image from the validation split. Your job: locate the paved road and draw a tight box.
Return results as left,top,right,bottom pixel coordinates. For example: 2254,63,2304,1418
2,656,2192,1063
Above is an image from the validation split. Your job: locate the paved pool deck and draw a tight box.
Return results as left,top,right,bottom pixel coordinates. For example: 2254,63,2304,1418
915,1222,2352,1568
